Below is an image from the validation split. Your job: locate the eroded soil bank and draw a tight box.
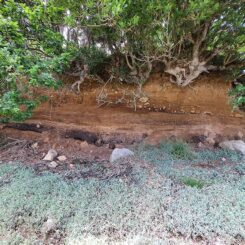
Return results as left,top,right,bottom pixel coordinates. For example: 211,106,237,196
1,73,244,148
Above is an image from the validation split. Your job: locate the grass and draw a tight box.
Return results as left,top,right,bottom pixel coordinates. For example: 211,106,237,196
170,141,196,160
0,141,244,244
182,177,206,188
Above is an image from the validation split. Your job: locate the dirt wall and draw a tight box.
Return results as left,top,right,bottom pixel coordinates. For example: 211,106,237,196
3,73,245,144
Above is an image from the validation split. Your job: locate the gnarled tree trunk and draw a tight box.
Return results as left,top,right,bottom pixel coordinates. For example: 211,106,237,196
163,21,219,87
165,58,208,87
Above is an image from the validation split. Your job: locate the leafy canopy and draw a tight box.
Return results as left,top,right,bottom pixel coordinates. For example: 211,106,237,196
0,0,244,121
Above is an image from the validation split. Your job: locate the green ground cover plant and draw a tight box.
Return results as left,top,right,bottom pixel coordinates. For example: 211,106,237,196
0,142,244,244
181,177,206,189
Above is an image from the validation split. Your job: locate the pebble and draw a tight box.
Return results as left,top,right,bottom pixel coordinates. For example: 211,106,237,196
57,155,67,161
48,161,58,168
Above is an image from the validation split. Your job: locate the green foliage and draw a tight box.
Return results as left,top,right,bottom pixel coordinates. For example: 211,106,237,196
170,141,196,160
63,46,109,75
0,163,171,244
0,0,244,120
182,177,205,189
136,141,243,183
164,182,245,241
229,84,245,111
0,144,244,244
0,91,38,122
0,0,65,122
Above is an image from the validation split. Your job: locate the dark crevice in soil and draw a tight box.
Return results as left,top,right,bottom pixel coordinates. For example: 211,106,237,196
64,129,99,144
4,123,51,133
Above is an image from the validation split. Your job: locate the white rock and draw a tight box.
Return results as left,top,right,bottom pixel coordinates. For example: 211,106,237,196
139,97,149,103
219,140,245,155
31,142,38,149
80,141,89,148
43,149,58,161
57,155,67,161
41,218,56,234
237,131,243,139
110,148,134,163
197,142,204,148
48,161,58,168
206,137,215,146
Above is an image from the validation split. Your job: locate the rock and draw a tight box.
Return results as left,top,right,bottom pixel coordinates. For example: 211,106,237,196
31,142,39,149
80,141,89,148
139,97,149,103
48,161,58,168
43,149,58,161
219,140,245,155
109,148,134,163
221,157,226,162
237,131,243,139
41,218,56,234
57,155,67,161
206,137,215,146
197,142,204,148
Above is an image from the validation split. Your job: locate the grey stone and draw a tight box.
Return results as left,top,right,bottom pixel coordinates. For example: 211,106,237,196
43,149,58,161
48,161,58,168
219,140,245,155
110,148,134,163
41,218,56,234
57,155,67,161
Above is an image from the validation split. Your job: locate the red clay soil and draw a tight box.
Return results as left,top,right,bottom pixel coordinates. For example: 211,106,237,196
2,73,245,146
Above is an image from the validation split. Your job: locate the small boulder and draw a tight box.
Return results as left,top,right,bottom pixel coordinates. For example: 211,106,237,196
139,97,149,103
80,141,89,148
57,155,67,162
48,161,58,168
206,137,215,146
237,131,243,140
110,148,134,163
43,149,57,161
31,142,39,149
219,140,245,155
41,218,57,234
197,142,204,148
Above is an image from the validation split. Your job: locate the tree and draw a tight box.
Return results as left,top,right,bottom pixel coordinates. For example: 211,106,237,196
60,0,244,86
0,0,72,121
0,0,244,121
